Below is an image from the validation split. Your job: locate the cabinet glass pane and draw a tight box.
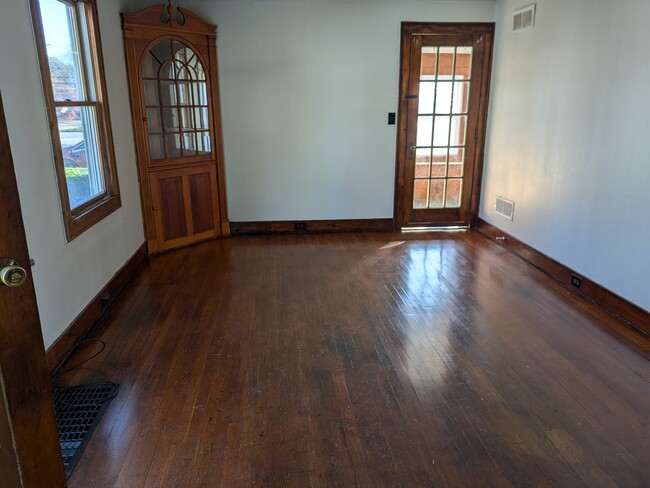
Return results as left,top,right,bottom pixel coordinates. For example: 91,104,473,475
165,133,182,158
149,134,164,159
147,108,162,132
160,81,177,106
144,80,159,106
161,107,179,130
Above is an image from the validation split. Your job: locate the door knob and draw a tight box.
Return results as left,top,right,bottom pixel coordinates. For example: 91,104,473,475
0,259,28,287
409,144,416,160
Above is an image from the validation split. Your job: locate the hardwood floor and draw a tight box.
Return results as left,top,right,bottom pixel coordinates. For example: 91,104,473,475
60,231,648,487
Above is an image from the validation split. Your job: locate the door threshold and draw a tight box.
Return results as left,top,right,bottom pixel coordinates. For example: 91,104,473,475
401,225,469,233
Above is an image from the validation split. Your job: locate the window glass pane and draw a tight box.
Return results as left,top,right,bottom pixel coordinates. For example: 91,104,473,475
420,47,437,80
455,47,473,80
446,179,462,208
429,179,445,208
414,148,431,178
418,82,435,114
416,116,433,147
451,115,468,146
453,81,470,114
435,82,453,114
448,163,464,177
449,147,465,163
413,180,429,209
438,47,455,78
39,0,87,101
56,106,105,208
433,116,451,146
431,164,447,178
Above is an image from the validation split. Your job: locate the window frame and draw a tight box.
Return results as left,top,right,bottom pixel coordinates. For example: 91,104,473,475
30,0,120,241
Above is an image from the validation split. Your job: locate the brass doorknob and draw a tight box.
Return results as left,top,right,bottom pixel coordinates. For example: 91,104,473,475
0,259,28,287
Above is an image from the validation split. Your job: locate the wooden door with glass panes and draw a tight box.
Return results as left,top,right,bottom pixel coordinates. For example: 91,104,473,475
122,4,228,253
395,24,494,228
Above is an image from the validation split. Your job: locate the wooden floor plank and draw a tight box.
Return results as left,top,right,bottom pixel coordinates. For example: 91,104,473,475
58,231,648,487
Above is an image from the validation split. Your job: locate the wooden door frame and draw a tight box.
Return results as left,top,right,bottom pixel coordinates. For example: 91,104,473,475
393,22,495,230
0,93,67,486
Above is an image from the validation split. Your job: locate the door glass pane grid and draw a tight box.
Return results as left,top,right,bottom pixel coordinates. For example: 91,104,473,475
143,40,211,160
413,45,472,210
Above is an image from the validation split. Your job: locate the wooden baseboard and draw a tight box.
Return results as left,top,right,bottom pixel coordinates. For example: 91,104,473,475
45,242,148,372
230,218,394,236
475,219,649,352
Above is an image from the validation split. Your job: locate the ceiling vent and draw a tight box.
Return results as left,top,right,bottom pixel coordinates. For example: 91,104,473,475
495,196,515,221
513,4,536,32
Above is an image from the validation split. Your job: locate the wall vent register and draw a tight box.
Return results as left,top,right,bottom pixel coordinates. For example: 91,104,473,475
495,196,515,221
513,4,536,32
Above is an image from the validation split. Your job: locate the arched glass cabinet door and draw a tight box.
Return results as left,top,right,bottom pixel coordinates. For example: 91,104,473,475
141,40,212,161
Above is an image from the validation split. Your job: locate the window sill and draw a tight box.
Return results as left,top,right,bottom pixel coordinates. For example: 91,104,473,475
64,194,122,241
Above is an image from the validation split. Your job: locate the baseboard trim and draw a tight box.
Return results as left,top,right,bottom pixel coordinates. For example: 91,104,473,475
45,242,148,372
230,218,394,236
475,219,649,353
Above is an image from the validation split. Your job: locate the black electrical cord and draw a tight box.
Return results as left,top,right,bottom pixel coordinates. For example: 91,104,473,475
49,338,106,382
50,338,119,408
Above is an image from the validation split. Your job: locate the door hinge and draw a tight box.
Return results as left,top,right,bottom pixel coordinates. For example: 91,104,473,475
405,95,418,99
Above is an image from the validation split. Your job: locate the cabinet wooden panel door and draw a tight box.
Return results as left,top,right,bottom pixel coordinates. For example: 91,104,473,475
149,165,220,251
122,4,229,254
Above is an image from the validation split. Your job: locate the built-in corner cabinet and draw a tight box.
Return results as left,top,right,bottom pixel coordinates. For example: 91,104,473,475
122,3,228,254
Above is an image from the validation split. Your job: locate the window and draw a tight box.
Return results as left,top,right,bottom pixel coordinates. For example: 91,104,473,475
31,0,120,240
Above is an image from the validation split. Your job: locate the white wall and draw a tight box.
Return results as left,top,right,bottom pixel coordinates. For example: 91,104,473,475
482,0,650,310
0,0,144,348
171,0,495,221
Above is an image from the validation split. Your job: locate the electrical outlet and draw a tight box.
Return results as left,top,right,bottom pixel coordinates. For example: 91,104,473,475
294,222,306,230
570,275,582,288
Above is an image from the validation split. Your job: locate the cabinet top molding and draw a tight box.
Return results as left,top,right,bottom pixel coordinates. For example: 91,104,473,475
122,3,217,38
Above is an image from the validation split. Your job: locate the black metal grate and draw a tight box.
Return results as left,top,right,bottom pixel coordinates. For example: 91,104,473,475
52,383,118,478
